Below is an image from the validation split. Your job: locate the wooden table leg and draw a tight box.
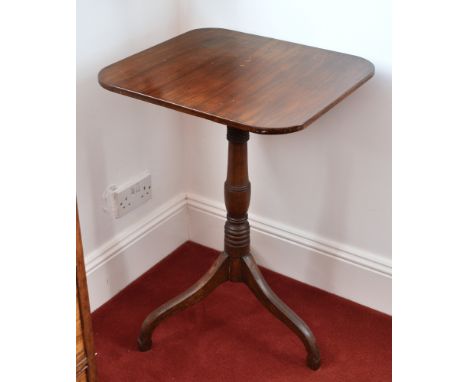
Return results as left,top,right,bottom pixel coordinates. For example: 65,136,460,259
137,126,320,370
223,127,321,370
137,252,229,351
241,254,321,369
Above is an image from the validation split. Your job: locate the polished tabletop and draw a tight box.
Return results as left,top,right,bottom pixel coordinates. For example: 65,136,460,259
98,28,374,134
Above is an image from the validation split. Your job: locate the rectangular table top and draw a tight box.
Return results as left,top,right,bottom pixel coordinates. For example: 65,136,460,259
99,28,374,135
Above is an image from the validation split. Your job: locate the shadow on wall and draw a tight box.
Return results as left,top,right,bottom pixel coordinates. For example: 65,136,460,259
249,67,391,284
76,74,130,294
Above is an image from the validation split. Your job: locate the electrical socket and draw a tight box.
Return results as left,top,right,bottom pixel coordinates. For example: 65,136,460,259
104,171,152,218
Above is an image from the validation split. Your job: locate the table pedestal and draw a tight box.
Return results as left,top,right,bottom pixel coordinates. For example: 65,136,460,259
137,127,321,370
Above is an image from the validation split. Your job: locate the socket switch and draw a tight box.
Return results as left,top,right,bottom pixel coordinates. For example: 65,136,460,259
104,171,152,218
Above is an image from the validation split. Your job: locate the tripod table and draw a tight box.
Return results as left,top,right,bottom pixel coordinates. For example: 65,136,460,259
98,28,374,370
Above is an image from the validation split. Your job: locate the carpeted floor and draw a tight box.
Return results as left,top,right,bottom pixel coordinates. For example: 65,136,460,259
92,241,391,381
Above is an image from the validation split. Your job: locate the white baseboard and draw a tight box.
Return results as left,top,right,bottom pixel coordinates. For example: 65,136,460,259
85,193,189,311
187,193,392,315
85,191,391,315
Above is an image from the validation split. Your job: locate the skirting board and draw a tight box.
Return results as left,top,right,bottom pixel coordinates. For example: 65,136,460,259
84,191,391,314
187,193,392,315
85,193,189,311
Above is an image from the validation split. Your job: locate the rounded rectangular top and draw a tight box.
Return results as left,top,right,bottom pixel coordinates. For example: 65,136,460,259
99,28,374,134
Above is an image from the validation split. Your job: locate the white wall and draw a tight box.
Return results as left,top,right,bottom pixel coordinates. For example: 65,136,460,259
180,0,391,313
78,0,391,313
77,0,185,254
180,0,391,259
77,0,190,309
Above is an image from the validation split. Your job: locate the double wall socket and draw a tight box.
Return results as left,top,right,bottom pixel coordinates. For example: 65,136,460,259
104,171,152,218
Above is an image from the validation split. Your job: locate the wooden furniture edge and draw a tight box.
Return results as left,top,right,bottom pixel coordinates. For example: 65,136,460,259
76,206,97,382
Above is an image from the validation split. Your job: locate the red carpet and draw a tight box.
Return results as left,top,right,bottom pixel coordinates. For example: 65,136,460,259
92,242,391,381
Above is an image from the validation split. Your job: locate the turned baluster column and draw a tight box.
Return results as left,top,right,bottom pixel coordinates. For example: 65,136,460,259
224,127,251,281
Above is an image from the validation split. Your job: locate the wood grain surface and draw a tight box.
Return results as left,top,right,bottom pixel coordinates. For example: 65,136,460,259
99,28,374,134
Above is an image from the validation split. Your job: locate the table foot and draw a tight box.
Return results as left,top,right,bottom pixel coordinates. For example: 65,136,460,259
307,351,321,371
137,336,152,352
137,252,229,351
241,254,321,370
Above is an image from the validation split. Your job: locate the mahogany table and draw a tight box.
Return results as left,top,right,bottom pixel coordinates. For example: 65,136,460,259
98,28,374,370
